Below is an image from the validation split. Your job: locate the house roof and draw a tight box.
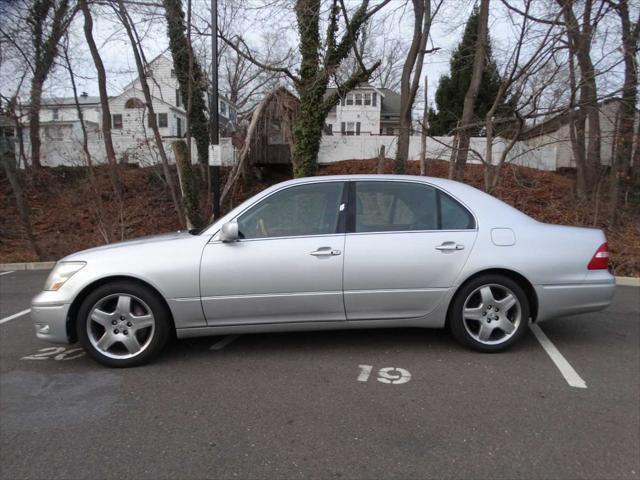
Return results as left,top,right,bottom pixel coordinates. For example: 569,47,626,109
519,97,625,140
113,84,185,114
25,96,101,108
378,88,401,118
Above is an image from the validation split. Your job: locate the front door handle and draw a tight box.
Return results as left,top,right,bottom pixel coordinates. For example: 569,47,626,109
435,242,464,252
310,247,341,257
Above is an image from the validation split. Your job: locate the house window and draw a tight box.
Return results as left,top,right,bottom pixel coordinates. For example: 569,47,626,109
346,94,354,106
324,123,333,136
52,109,59,120
356,122,361,135
176,89,182,107
386,126,394,135
220,101,227,116
364,93,371,106
341,122,346,135
355,93,362,106
45,125,64,141
147,113,168,128
177,117,183,137
346,122,355,136
372,92,377,107
112,114,123,129
170,69,176,78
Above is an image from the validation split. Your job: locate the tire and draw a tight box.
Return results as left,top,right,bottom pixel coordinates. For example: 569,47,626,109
449,274,530,353
76,280,171,367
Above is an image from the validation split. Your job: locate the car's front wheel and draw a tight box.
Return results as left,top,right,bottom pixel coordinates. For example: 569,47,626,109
449,274,530,352
77,281,171,367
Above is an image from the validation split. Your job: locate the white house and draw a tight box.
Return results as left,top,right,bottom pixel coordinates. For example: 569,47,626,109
18,53,237,166
323,83,402,136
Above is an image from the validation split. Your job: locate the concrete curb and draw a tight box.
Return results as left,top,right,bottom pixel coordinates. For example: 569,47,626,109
1,262,639,287
0,261,56,271
616,276,640,287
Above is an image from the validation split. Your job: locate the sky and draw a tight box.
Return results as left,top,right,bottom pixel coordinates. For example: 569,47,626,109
0,0,631,117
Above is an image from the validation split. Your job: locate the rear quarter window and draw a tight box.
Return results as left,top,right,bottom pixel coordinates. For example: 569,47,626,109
439,192,475,230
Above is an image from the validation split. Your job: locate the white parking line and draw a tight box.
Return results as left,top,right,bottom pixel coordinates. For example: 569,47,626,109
210,335,239,351
0,271,15,277
0,308,31,325
530,324,587,389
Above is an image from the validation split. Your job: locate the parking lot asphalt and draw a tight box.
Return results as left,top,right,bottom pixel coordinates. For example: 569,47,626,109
0,270,638,480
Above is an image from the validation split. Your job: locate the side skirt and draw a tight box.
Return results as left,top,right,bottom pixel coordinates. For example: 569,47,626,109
176,316,445,339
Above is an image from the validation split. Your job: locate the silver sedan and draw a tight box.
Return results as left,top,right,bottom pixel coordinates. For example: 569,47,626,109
31,175,616,367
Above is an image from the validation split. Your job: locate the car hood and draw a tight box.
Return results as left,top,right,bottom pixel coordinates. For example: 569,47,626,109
61,231,194,261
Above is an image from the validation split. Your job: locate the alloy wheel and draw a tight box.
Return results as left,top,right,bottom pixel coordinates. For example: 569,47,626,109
87,293,156,359
462,283,522,345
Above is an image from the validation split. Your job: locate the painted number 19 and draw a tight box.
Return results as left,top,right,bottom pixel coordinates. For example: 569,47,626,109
357,364,412,385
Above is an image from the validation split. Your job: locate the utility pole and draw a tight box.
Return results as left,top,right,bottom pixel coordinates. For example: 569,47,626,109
209,0,220,218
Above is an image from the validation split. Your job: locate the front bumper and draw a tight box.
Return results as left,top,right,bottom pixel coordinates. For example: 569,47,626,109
31,292,72,344
534,275,616,322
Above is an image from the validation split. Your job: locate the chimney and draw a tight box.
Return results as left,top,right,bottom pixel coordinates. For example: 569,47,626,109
81,92,88,98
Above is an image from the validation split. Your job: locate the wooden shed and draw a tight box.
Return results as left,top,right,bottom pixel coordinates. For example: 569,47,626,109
244,87,299,166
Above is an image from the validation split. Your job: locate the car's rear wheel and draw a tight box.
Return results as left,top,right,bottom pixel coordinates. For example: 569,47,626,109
449,274,530,352
77,281,171,367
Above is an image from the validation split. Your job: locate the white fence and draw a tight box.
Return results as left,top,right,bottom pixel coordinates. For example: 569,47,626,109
318,135,559,171
17,132,236,168
22,131,558,171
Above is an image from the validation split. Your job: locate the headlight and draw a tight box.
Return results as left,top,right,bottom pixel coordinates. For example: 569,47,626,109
44,262,86,291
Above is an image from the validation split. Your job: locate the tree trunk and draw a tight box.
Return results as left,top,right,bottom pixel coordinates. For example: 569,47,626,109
419,76,428,176
28,75,45,169
79,0,121,197
560,0,602,200
377,145,386,174
607,0,639,224
292,87,327,177
27,0,73,169
172,140,202,229
452,0,489,181
394,0,431,174
163,0,210,166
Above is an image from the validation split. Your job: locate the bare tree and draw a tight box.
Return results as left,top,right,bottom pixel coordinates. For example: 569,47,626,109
394,0,442,174
62,38,114,243
607,0,639,224
78,0,122,197
482,2,563,192
559,0,607,200
221,34,287,116
221,0,392,177
113,0,185,228
451,0,490,181
26,0,76,169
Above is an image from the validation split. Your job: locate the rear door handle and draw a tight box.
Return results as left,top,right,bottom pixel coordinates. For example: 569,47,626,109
310,247,341,256
435,242,464,252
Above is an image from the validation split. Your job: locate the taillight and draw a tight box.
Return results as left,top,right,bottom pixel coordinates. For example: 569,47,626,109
587,242,609,270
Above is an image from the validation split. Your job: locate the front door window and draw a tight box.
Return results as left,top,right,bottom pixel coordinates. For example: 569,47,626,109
237,182,344,239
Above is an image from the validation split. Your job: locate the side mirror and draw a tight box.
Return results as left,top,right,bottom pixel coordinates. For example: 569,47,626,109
220,221,239,242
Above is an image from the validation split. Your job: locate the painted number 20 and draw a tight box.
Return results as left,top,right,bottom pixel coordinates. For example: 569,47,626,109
357,365,412,385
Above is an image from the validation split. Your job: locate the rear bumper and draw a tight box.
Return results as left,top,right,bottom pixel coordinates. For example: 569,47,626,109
31,293,72,344
534,275,616,322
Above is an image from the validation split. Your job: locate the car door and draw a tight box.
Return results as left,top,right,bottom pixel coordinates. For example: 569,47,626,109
200,181,347,325
343,180,477,320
